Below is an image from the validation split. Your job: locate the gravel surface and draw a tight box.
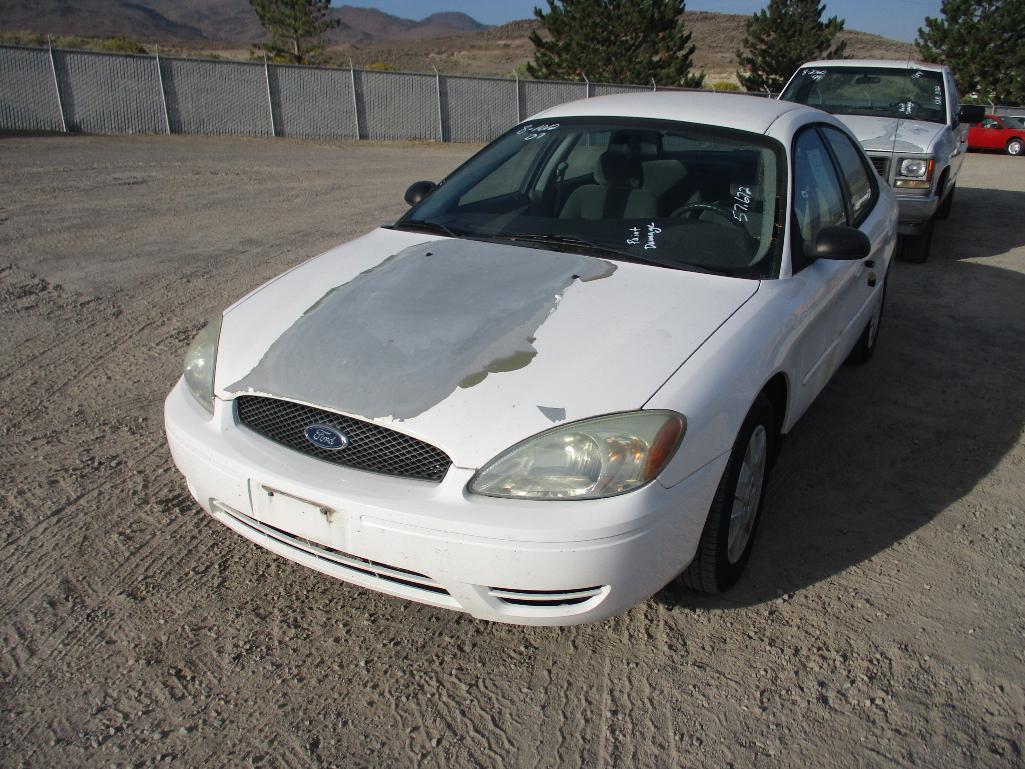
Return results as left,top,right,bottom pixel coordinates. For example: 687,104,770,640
1,134,1023,769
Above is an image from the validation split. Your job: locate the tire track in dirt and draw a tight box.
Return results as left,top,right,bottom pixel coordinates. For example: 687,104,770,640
29,501,202,676
0,444,168,607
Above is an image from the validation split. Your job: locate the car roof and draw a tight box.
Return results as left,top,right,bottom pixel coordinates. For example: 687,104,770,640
799,58,946,72
532,91,809,134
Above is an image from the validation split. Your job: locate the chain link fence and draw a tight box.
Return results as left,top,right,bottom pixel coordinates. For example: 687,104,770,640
0,43,721,143
3,44,1024,143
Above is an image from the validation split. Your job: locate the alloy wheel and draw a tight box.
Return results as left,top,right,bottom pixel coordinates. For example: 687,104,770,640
727,424,767,564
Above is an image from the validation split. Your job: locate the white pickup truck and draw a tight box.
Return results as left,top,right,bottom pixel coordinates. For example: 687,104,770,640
780,59,984,262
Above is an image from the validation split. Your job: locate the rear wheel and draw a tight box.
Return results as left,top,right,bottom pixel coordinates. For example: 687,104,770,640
899,217,935,263
679,395,775,593
1008,138,1024,156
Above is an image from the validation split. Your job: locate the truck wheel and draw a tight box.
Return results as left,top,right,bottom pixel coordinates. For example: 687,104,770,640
1008,138,1024,156
679,395,775,594
935,183,955,220
900,218,935,264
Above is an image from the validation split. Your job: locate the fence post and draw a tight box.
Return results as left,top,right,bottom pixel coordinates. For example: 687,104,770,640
582,72,590,99
47,36,67,132
349,59,361,140
514,71,521,123
263,54,276,137
154,46,171,134
651,77,657,92
433,65,444,142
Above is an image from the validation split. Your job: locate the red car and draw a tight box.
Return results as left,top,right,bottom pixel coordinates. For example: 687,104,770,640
967,114,1025,156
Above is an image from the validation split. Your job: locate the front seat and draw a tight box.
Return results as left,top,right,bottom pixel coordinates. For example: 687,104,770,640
559,151,658,220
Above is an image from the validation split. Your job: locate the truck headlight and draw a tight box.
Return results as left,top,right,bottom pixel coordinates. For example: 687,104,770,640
468,411,685,500
183,315,222,414
895,157,934,189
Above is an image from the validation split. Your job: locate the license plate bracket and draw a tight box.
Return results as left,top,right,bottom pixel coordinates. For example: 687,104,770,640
249,483,343,549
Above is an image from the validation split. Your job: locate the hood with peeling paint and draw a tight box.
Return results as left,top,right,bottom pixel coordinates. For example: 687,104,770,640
215,228,759,467
834,114,947,154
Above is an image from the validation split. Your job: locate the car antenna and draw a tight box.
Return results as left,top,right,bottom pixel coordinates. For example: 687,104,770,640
889,57,913,161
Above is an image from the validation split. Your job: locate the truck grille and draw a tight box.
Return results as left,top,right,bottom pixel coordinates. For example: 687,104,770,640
869,155,889,179
235,395,452,482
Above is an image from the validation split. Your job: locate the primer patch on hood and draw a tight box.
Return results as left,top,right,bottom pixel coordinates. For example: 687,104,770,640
229,239,616,420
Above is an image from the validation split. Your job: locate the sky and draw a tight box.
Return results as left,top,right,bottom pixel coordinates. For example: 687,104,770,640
339,0,943,43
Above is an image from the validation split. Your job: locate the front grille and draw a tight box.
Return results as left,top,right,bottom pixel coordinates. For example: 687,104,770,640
216,503,449,596
869,155,889,179
235,395,452,482
488,585,607,607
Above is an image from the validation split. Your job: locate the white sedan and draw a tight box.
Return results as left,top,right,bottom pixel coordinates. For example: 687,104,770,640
164,92,897,625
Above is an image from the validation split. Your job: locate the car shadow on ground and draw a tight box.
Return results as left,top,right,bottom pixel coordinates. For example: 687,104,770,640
670,185,1025,609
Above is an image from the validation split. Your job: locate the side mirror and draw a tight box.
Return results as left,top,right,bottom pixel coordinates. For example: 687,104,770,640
957,105,985,125
404,180,437,206
812,225,871,260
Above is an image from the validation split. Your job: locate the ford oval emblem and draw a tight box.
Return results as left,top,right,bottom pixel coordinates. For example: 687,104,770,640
304,424,349,451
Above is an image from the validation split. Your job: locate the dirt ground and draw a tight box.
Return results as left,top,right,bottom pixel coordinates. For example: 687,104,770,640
1,133,1023,769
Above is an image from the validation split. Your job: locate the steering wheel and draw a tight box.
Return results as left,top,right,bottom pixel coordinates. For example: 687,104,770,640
672,202,747,230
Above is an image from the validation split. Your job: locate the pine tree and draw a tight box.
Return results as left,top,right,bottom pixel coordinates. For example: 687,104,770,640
916,0,1025,104
527,0,704,88
249,0,340,65
736,0,846,93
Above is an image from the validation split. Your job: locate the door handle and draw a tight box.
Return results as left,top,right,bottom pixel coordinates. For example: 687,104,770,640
864,259,877,287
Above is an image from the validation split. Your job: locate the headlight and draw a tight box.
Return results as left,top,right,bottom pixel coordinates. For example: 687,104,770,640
898,158,929,178
468,411,685,500
895,157,934,189
183,315,222,414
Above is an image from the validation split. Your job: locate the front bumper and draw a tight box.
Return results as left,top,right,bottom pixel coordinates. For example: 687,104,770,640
163,379,726,626
895,193,940,235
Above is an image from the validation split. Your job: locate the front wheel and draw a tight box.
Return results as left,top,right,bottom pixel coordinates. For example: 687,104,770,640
899,217,935,263
935,183,955,220
1008,138,1024,156
679,395,776,593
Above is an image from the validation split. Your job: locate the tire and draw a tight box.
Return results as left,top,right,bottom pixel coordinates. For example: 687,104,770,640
679,394,775,594
846,272,888,366
935,182,955,220
1008,138,1024,156
899,217,935,263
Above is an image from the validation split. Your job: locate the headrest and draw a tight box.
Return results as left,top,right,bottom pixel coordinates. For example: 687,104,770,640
595,151,643,188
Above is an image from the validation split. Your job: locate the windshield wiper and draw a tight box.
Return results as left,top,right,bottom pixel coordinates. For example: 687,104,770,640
484,232,663,264
391,219,462,238
485,233,723,274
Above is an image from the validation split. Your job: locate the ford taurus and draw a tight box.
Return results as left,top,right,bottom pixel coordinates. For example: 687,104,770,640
164,92,898,625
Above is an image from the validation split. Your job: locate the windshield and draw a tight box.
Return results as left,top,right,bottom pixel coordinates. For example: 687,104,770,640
781,66,948,124
396,118,785,278
1004,116,1025,129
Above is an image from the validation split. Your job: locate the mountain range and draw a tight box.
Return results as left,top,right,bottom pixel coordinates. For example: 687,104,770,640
0,1,915,83
0,0,488,43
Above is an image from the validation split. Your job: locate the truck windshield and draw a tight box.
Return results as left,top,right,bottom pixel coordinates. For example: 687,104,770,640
781,66,947,124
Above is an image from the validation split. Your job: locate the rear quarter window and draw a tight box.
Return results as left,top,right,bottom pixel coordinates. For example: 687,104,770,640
820,126,877,225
